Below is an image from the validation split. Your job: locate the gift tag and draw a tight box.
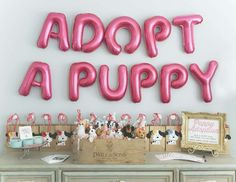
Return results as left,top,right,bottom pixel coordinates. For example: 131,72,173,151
19,126,33,140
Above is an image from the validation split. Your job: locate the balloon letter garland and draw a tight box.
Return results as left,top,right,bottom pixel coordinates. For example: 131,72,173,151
99,65,128,101
130,63,158,103
104,16,141,55
19,62,52,100
37,13,70,51
72,13,104,52
173,15,203,54
18,13,219,103
144,16,171,58
69,62,97,101
160,64,188,103
190,60,218,102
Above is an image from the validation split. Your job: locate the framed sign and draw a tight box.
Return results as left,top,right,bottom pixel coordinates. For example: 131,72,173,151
181,112,226,156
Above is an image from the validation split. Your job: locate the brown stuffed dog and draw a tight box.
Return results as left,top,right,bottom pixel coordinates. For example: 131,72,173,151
135,127,146,139
121,124,135,139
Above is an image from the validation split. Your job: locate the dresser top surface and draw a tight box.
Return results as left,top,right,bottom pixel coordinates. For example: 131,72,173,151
0,152,235,170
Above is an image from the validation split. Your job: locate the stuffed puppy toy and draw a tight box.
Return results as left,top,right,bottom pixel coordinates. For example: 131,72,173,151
121,124,135,139
135,127,146,139
146,130,166,144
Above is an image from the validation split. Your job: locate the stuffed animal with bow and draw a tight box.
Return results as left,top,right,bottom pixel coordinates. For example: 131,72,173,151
165,129,182,145
76,121,88,139
88,126,97,142
56,130,73,146
42,132,57,147
121,124,135,139
115,128,124,139
135,127,146,139
147,130,166,145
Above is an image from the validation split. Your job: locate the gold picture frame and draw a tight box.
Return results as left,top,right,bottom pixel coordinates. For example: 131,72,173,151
181,112,226,156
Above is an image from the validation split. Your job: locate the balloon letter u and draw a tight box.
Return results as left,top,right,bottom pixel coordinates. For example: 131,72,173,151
99,65,128,101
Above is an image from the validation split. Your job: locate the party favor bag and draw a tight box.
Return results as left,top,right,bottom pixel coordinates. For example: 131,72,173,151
55,113,73,151
148,113,166,152
5,114,21,152
165,113,182,152
39,114,57,151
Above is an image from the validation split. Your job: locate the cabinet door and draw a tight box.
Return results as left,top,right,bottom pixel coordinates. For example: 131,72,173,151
180,171,235,182
0,171,55,182
62,171,173,182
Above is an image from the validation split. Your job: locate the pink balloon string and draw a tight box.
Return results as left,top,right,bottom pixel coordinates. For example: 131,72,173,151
167,113,180,126
90,113,97,124
106,113,116,122
58,113,67,124
77,109,82,121
42,114,52,132
136,113,146,128
6,113,20,133
27,113,36,125
121,114,132,125
151,113,162,126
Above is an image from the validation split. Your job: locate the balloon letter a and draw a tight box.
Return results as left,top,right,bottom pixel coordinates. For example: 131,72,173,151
19,62,52,100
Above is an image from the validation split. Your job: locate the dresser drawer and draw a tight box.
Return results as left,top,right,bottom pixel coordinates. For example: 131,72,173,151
0,171,55,182
62,171,173,182
180,171,235,182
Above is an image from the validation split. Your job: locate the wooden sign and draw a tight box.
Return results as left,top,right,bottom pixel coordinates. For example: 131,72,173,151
181,112,225,156
73,138,146,164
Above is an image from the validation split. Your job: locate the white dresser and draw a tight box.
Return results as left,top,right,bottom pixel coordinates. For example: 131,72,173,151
0,152,235,182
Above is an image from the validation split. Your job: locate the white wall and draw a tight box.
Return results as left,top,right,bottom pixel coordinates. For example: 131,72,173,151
1,0,236,156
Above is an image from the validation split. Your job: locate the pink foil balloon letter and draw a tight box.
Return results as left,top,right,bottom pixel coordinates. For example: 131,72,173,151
37,12,70,51
105,16,141,55
190,61,218,102
173,15,203,54
130,63,158,103
69,62,97,101
160,64,188,103
19,62,52,100
72,13,105,52
144,16,171,58
99,65,128,101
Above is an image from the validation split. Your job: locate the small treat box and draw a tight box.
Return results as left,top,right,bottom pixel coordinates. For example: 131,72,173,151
148,113,166,152
73,138,147,164
165,113,182,152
